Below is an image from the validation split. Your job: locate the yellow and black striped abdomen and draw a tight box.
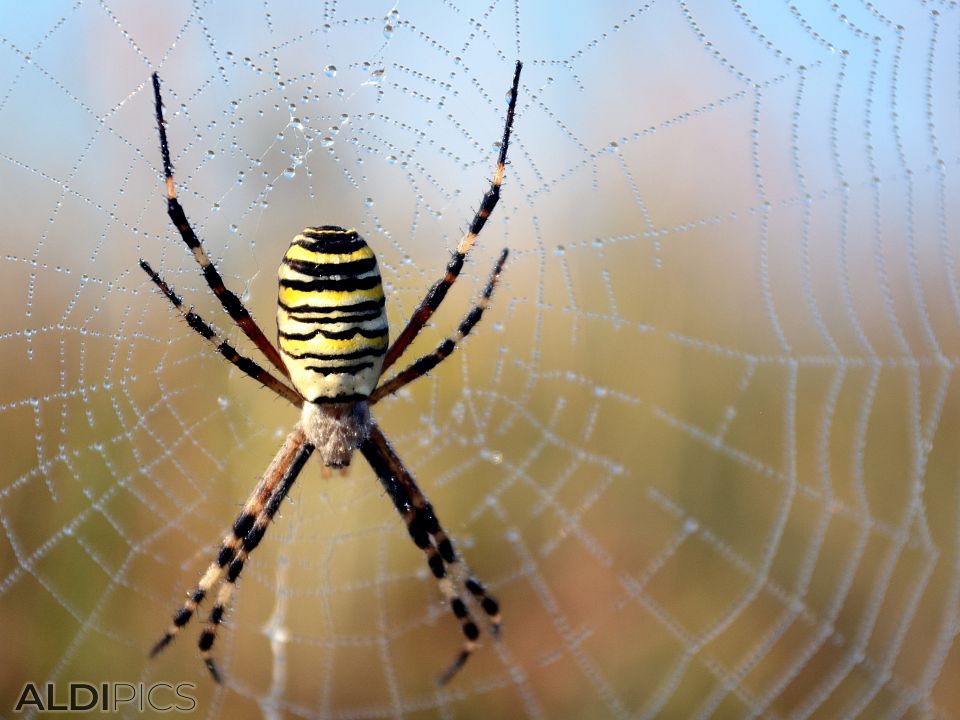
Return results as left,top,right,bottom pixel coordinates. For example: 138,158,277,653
277,226,388,403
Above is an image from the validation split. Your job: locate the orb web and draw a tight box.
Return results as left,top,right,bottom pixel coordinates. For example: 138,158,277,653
1,2,959,718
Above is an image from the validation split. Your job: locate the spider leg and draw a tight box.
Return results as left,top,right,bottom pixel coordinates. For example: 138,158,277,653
139,261,303,407
149,428,313,683
360,421,500,685
151,72,291,379
370,248,507,404
380,61,521,373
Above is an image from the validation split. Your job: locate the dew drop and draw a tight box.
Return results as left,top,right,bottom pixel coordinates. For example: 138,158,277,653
383,24,394,38
386,155,398,165
206,149,215,159
364,197,374,207
481,448,504,465
267,621,289,642
324,64,337,77
321,136,335,147
607,141,619,153
284,166,296,179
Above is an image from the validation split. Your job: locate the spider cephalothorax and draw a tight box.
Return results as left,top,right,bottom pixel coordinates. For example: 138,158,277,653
143,61,521,685
299,399,371,467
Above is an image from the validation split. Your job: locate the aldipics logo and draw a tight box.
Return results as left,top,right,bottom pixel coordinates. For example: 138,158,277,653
13,682,197,713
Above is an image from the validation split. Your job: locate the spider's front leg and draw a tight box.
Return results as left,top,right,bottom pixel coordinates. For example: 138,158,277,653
360,421,501,684
150,428,314,682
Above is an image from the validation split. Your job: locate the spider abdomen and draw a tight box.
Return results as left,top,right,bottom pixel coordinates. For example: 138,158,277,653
277,226,388,403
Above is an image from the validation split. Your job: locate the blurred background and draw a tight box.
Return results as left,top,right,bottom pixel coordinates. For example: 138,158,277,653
2,1,960,718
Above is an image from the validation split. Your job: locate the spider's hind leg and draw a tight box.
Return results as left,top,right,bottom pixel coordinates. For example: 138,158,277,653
138,260,302,406
150,72,291,379
379,60,521,373
370,248,508,404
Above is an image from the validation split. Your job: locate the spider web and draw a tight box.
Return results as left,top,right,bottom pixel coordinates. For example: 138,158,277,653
2,0,960,717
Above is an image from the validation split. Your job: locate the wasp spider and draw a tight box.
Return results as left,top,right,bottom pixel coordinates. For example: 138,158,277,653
143,62,521,685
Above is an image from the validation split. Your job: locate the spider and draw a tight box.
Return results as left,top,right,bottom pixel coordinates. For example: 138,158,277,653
143,61,521,685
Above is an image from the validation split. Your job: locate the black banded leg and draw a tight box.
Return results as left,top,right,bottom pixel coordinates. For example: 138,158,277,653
149,548,237,658
464,578,501,631
360,422,501,684
149,471,277,659
412,506,501,635
149,488,270,658
371,248,508,404
198,435,314,682
380,61,521,373
139,261,303,407
151,72,291,379
149,429,311,678
397,465,501,636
